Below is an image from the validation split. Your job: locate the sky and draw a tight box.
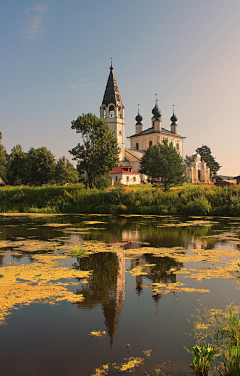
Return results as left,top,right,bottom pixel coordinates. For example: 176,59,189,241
1,0,240,175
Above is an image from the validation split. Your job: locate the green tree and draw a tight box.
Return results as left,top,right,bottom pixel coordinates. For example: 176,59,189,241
184,154,196,166
27,147,56,186
93,172,112,190
139,139,186,191
196,145,221,178
55,156,79,185
0,132,8,182
69,113,119,189
7,145,28,185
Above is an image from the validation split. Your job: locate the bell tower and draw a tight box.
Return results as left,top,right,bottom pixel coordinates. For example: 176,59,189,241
100,60,125,161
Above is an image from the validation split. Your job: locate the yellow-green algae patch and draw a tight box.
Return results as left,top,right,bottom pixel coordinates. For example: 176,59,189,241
152,282,210,295
157,220,219,228
91,364,109,376
128,265,148,276
143,349,152,357
89,330,107,337
113,357,145,372
0,239,61,253
0,254,90,325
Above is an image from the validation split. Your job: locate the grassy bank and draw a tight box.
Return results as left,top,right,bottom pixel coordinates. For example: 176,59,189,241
1,184,240,216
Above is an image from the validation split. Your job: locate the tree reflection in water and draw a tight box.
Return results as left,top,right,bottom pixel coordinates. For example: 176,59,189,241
74,251,184,345
74,252,124,346
130,254,183,299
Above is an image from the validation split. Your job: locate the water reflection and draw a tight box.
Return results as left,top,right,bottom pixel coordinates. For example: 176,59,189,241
74,251,183,345
75,252,124,346
131,254,183,297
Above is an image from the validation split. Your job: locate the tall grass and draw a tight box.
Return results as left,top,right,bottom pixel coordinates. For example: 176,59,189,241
188,303,240,376
0,184,240,216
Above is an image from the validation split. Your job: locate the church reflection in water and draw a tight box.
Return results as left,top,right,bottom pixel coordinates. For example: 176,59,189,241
74,245,183,345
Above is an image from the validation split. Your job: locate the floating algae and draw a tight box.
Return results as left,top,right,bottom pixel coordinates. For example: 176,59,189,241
113,357,145,372
89,330,106,337
128,265,148,276
0,239,61,253
91,364,109,376
143,349,152,357
152,281,209,295
157,220,219,228
0,254,90,325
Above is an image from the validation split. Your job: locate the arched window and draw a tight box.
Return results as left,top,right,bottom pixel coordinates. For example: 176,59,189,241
136,143,139,150
198,170,201,182
109,105,114,118
118,107,121,119
176,143,179,151
149,141,153,147
103,108,106,118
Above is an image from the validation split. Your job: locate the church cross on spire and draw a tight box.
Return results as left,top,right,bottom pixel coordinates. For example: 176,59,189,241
172,104,175,113
137,103,140,113
110,57,113,71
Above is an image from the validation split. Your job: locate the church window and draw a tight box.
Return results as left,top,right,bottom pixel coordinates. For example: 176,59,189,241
109,105,114,118
136,143,139,150
198,170,201,182
149,141,153,147
118,107,121,118
119,130,122,135
103,108,106,118
176,143,179,151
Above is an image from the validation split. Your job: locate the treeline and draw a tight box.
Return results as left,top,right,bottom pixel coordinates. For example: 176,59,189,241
1,184,240,216
0,134,78,186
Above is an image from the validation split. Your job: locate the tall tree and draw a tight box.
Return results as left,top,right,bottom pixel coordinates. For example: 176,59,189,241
69,113,119,189
195,145,221,177
27,147,56,185
184,154,196,166
0,132,8,182
139,139,186,191
7,145,28,185
55,156,79,185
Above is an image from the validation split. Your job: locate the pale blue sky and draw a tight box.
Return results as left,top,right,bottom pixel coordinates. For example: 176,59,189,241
1,0,240,175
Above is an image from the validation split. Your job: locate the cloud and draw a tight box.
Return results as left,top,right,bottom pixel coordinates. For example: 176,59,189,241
22,4,49,42
69,82,92,89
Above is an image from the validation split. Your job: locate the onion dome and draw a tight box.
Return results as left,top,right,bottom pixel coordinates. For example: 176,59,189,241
170,112,178,123
135,111,143,125
152,104,162,118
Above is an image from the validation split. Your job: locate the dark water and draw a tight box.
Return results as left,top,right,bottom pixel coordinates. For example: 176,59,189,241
0,214,240,376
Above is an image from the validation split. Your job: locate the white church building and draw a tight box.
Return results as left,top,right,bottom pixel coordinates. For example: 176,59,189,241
100,61,209,185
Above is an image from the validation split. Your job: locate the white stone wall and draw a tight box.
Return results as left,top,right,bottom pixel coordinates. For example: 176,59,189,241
111,173,141,185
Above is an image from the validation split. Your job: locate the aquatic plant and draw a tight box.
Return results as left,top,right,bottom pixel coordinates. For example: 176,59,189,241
69,249,91,258
188,304,240,376
184,343,217,376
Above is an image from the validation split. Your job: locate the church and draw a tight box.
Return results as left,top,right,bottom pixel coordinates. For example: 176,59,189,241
100,61,209,184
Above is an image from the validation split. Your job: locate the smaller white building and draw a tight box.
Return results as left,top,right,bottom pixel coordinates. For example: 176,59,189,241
110,166,141,185
184,154,211,183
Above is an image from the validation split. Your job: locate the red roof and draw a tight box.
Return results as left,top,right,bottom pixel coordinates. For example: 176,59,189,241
110,166,140,174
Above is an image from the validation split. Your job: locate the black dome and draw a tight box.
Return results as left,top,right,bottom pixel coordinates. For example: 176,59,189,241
171,113,178,123
152,104,161,118
135,113,143,122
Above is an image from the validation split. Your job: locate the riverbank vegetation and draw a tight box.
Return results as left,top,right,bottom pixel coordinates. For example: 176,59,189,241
0,184,240,216
186,304,240,376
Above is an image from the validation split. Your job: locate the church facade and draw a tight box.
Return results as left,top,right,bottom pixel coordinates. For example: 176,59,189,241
100,62,209,184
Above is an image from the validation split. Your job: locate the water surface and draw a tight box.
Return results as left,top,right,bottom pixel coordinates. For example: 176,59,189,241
0,214,240,376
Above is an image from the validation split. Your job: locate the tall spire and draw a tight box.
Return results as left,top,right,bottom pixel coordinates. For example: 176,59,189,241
102,59,123,107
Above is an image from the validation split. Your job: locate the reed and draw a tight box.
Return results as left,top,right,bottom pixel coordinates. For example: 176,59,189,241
0,184,240,216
